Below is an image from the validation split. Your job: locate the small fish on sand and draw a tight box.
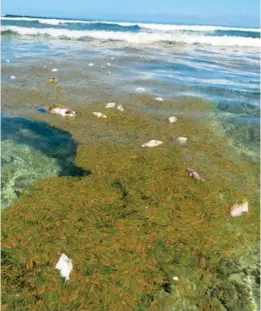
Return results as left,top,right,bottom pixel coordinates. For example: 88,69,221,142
55,253,73,280
105,102,116,108
155,97,164,101
93,112,107,119
168,116,177,123
142,140,163,148
187,168,204,182
51,68,58,72
10,76,16,79
88,63,94,67
177,137,187,145
117,104,124,111
230,201,248,217
136,87,145,92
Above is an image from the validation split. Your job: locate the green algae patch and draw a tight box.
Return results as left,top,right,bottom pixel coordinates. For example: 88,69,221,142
2,98,259,311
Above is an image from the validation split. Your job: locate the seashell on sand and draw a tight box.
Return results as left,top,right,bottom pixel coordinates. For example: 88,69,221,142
105,102,116,108
142,140,163,148
187,168,204,182
93,112,107,118
117,104,124,111
230,202,248,217
168,116,177,123
49,107,75,117
177,137,187,145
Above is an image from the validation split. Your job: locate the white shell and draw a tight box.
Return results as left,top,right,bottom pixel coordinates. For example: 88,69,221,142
177,137,187,144
155,97,164,102
88,63,94,67
10,76,16,79
51,68,58,72
230,202,248,217
55,253,72,280
105,102,116,108
93,112,107,118
117,104,124,112
136,87,145,92
142,140,163,148
168,116,177,123
50,107,75,117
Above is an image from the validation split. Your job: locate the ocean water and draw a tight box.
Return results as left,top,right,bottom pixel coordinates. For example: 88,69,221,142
1,14,260,207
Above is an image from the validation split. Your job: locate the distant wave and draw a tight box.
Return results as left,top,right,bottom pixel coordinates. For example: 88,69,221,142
1,16,260,33
2,26,260,47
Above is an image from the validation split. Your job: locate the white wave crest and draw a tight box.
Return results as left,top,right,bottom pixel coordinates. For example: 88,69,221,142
1,17,260,33
2,26,260,47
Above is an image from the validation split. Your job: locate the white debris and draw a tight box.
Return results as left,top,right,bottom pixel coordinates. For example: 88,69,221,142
51,68,58,72
142,140,163,148
107,62,111,66
49,107,76,117
55,253,73,280
110,57,115,60
101,65,105,68
88,63,94,67
230,201,249,217
155,97,164,102
173,276,179,281
108,71,111,74
44,65,47,68
168,116,177,123
105,102,116,108
10,76,16,79
177,137,187,145
136,87,145,92
117,104,124,112
6,59,10,63
93,112,107,119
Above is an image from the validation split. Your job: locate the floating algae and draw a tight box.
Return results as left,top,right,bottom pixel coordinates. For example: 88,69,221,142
1,97,259,311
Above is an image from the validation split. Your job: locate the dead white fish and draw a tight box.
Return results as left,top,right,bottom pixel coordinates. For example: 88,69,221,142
117,104,124,112
142,140,163,148
93,112,107,119
136,87,145,92
88,63,94,67
55,253,72,280
6,59,10,63
10,75,16,80
173,276,179,281
187,168,204,182
49,107,76,117
177,137,187,145
108,71,111,74
230,201,248,217
105,102,116,108
107,62,111,66
155,97,164,102
110,57,115,60
51,68,58,72
168,116,177,123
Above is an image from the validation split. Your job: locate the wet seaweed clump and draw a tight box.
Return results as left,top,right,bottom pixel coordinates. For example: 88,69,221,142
2,98,260,311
